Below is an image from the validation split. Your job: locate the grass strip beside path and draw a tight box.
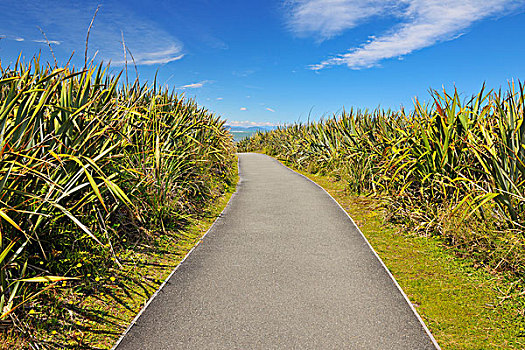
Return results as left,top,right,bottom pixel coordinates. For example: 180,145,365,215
1,165,239,350
293,167,524,350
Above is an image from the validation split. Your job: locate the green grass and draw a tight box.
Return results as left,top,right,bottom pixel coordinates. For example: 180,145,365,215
0,160,239,349
293,167,525,349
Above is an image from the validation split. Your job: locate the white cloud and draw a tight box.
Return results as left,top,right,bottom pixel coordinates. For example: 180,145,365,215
180,80,210,89
0,35,25,42
33,39,61,45
286,0,523,69
266,107,276,112
285,0,399,40
216,97,223,100
138,54,184,65
0,1,184,66
240,107,248,111
116,47,184,65
228,120,280,127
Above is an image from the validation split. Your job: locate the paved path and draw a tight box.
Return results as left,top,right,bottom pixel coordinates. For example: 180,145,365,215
115,153,439,350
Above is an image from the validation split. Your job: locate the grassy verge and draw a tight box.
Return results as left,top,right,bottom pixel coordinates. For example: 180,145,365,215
288,165,524,349
1,161,239,349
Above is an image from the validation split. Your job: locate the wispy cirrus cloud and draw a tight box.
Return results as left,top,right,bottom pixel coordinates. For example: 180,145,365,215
0,35,28,42
266,107,276,112
240,107,248,111
179,80,211,89
33,39,61,45
137,54,184,65
285,0,400,40
286,0,523,70
0,1,184,66
115,46,184,65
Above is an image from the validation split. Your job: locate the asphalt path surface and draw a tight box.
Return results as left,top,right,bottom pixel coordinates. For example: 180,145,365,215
115,153,439,350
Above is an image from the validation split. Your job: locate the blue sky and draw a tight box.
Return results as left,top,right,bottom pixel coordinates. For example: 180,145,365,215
1,0,524,127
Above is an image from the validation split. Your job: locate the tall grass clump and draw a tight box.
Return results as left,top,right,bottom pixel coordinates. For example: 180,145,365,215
238,84,525,277
0,56,235,328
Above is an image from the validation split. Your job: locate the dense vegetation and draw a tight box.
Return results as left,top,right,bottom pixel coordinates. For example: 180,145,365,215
0,57,235,333
238,84,525,277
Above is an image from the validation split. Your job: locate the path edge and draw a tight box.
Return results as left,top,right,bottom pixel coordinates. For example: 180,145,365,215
269,154,442,350
111,157,242,350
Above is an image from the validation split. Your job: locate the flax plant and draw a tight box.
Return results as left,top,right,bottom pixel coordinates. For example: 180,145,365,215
238,83,525,275
0,56,234,324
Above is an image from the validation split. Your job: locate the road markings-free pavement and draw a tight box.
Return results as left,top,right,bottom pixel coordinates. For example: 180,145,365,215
114,153,439,350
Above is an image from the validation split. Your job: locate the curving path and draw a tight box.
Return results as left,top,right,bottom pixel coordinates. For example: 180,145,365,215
114,153,439,350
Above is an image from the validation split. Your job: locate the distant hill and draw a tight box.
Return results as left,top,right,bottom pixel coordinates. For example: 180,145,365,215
225,125,277,141
225,125,276,132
